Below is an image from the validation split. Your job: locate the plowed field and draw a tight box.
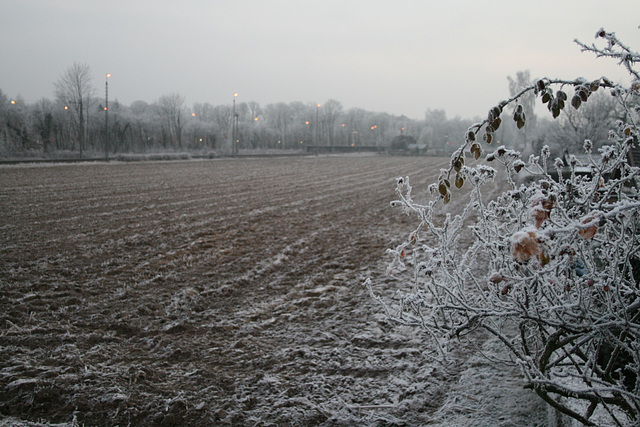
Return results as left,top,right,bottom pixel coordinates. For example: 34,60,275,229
0,155,545,426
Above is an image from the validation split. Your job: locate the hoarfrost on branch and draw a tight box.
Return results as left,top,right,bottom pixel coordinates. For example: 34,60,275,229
368,27,640,426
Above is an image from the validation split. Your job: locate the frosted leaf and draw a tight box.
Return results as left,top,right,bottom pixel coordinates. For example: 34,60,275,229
488,272,504,283
510,228,541,263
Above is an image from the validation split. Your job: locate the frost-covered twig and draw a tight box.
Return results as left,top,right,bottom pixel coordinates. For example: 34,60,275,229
369,26,640,426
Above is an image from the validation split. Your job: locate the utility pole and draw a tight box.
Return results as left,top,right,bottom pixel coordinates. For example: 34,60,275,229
105,73,110,160
315,103,320,156
232,93,238,155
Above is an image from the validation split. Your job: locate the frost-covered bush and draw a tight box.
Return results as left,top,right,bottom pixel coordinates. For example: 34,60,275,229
368,28,640,425
114,152,192,162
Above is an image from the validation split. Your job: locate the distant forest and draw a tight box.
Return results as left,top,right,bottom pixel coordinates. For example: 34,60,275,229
0,65,620,160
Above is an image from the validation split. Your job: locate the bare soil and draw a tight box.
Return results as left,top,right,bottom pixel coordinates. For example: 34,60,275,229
0,156,545,426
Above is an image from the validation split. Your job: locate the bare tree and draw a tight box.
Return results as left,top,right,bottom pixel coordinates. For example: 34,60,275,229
424,109,449,153
33,98,55,153
264,103,289,149
212,105,232,152
0,92,31,151
508,70,537,154
547,90,621,156
54,62,95,156
156,93,185,150
191,102,217,150
246,101,261,123
322,99,343,145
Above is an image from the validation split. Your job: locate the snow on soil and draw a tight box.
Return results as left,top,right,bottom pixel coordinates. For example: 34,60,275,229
1,156,547,426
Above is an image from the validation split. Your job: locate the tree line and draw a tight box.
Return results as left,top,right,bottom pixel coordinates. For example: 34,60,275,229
0,63,621,159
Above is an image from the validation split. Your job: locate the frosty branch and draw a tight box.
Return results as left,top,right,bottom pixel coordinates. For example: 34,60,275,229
370,27,640,425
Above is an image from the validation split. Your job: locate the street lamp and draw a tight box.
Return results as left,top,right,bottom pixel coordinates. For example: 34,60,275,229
304,120,310,148
341,123,347,146
315,103,321,155
105,73,111,160
371,125,379,151
232,93,239,155
189,112,198,147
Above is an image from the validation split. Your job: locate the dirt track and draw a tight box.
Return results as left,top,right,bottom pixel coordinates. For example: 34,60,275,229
0,155,547,426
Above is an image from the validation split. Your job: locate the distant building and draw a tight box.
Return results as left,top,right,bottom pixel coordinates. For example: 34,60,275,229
390,135,415,151
389,135,426,155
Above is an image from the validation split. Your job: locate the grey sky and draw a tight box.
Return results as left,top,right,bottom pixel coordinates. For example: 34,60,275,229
1,0,638,119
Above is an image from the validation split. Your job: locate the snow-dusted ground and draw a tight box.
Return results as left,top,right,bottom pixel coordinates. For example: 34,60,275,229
1,156,548,425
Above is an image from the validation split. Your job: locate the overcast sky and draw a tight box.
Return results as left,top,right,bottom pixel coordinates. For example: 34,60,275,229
1,0,638,119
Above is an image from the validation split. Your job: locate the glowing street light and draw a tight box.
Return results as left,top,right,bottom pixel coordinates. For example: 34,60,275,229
341,123,347,145
10,100,16,105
